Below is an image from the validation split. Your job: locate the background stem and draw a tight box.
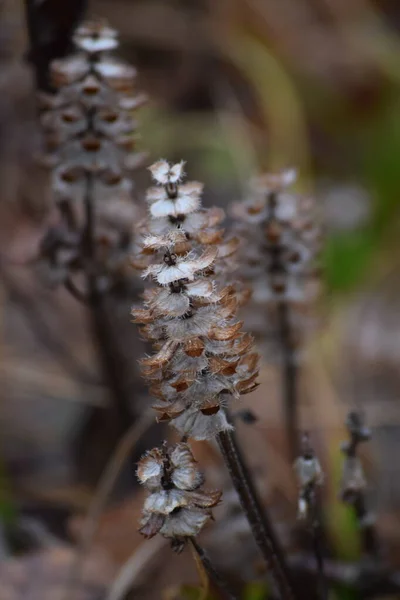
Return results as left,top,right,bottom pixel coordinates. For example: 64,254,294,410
277,301,299,461
24,0,88,92
190,538,238,600
217,427,296,600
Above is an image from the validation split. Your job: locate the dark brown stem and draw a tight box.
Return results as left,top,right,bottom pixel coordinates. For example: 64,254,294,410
217,427,297,600
24,0,88,92
277,301,299,461
190,538,238,600
353,494,380,559
64,276,89,305
82,171,133,431
308,491,328,600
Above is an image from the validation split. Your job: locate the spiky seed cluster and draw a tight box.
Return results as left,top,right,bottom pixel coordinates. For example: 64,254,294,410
137,443,221,549
38,20,146,290
232,169,321,354
131,161,259,440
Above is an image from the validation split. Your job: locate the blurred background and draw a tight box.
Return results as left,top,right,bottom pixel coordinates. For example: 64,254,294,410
1,0,400,598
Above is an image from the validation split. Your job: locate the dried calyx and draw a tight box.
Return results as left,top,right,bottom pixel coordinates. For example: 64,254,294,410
232,169,321,357
37,20,146,293
340,411,371,503
137,442,221,551
131,161,259,440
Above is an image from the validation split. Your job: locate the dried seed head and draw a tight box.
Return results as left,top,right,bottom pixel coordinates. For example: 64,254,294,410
37,20,146,292
132,160,259,440
231,169,322,361
137,443,221,548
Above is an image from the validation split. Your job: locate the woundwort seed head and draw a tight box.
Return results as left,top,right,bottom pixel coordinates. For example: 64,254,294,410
131,161,259,440
37,19,146,292
232,169,322,359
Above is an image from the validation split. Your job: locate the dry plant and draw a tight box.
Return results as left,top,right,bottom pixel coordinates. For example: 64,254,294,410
131,160,297,599
232,169,321,459
20,5,400,600
31,18,147,433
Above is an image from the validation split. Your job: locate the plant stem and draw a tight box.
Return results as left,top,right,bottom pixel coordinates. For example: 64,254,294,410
83,171,134,432
353,494,380,559
308,491,328,600
190,538,238,600
217,427,297,600
24,0,88,92
277,301,299,461
342,412,380,559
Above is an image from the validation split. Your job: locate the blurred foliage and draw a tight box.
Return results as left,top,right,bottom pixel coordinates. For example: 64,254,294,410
242,581,270,600
165,584,218,600
325,441,361,563
0,458,16,527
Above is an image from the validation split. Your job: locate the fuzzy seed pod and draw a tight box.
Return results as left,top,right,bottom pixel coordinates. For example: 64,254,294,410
232,169,322,359
132,161,259,440
37,20,146,292
137,443,221,550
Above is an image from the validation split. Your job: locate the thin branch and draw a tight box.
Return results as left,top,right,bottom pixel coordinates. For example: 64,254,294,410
278,301,299,461
82,170,134,430
65,410,154,600
64,276,89,305
340,411,380,559
0,265,97,386
217,424,297,600
190,538,239,600
24,0,88,92
295,433,327,600
105,536,167,600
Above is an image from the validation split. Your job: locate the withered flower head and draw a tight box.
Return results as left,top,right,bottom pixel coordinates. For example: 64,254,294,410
131,161,259,440
137,443,221,549
232,169,322,358
37,19,146,293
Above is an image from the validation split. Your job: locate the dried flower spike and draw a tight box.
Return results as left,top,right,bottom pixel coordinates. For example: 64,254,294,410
137,442,221,550
37,19,146,293
232,169,321,358
132,161,259,440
